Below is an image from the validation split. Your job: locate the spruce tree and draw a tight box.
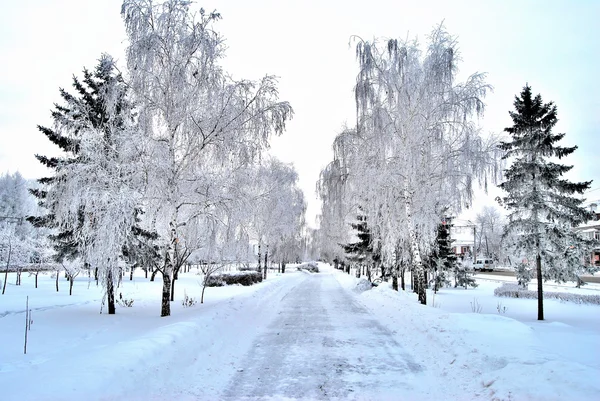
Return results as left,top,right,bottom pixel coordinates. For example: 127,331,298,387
343,212,379,281
499,85,596,320
30,55,141,314
428,220,455,292
28,69,91,261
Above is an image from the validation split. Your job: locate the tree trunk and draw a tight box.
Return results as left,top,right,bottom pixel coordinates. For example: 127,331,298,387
35,273,38,289
201,283,206,304
69,276,74,296
392,251,399,291
282,261,286,274
55,269,59,292
170,275,176,302
400,266,405,291
170,267,179,302
162,257,173,317
257,243,262,273
263,246,268,280
536,253,544,320
2,243,11,295
107,269,115,315
94,267,99,286
404,187,427,305
144,267,148,279
130,267,134,281
16,269,21,285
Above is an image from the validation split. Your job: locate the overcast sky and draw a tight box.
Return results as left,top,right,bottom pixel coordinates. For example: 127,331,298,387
1,0,598,227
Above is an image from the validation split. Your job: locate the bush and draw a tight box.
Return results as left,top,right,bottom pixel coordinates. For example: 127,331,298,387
182,290,197,307
205,271,263,287
297,262,319,273
117,295,134,307
494,283,600,305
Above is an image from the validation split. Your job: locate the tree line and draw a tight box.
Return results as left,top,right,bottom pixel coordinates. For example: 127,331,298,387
314,25,599,320
1,0,306,317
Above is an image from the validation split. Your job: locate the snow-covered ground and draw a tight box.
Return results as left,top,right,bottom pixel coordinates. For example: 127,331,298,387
0,265,598,400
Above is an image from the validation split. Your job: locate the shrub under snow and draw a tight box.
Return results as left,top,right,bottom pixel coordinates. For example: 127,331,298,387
205,271,263,287
494,283,600,305
297,262,319,273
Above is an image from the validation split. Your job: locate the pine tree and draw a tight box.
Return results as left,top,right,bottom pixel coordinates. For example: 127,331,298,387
499,84,596,320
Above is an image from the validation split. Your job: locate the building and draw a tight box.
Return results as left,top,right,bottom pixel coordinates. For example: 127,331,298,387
573,200,600,266
448,218,476,263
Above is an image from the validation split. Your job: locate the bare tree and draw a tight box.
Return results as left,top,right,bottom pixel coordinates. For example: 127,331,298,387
475,206,505,261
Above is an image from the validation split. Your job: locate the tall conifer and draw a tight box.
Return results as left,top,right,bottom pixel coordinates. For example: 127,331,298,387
499,85,596,320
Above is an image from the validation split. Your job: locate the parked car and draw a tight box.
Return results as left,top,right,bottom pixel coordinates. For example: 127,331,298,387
473,259,494,272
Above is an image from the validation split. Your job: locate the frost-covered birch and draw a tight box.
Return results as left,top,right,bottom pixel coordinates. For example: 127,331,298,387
320,25,500,304
121,0,292,316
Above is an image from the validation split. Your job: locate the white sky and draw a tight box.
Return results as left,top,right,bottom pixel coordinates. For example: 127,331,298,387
1,0,598,228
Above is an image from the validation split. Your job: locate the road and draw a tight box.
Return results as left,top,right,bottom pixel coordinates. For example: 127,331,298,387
222,273,422,400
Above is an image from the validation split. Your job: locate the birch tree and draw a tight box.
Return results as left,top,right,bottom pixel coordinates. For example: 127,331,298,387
121,0,292,316
475,205,505,261
317,25,500,304
248,158,305,278
348,26,500,304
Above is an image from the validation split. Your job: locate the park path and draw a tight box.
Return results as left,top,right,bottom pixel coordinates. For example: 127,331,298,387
222,272,422,400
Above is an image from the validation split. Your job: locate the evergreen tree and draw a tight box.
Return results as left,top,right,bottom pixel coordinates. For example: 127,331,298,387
343,212,379,281
428,220,455,292
30,55,142,314
499,84,597,320
28,61,101,261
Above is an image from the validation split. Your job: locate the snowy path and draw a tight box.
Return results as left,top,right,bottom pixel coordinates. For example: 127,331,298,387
222,273,421,400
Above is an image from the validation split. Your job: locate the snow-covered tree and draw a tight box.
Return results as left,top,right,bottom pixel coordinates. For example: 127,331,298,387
27,231,54,289
0,172,39,289
475,205,505,261
39,55,142,314
428,220,456,292
121,0,293,316
248,158,305,279
343,211,380,281
318,25,500,304
499,84,597,320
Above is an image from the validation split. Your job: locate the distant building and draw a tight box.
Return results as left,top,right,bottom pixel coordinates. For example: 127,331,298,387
448,218,475,262
573,200,600,266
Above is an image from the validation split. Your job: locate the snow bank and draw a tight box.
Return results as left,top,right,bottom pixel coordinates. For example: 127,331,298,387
329,268,372,293
495,282,600,304
331,267,600,400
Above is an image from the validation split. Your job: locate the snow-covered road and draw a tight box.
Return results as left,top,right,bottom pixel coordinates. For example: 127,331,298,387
223,273,421,400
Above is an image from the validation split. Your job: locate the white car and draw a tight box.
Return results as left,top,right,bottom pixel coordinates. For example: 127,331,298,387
473,259,494,272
